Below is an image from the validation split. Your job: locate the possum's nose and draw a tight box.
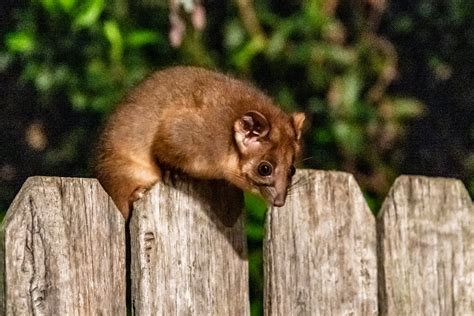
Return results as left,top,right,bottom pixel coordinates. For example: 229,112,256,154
273,199,285,207
272,178,289,207
272,194,286,207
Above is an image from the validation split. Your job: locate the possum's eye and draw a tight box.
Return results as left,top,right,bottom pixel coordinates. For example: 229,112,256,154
289,166,296,177
257,161,273,177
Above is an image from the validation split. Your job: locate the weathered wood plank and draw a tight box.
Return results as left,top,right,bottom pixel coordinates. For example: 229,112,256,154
0,176,126,315
377,176,474,315
264,170,378,315
130,178,249,315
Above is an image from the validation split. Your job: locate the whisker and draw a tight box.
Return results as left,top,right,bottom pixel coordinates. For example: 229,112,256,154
287,180,309,194
222,170,250,191
288,177,307,189
287,187,298,194
299,156,316,163
225,170,246,180
259,186,272,201
286,190,296,197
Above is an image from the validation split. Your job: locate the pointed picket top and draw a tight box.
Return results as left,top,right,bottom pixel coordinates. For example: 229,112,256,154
130,178,249,316
377,176,474,315
264,170,378,315
0,176,126,315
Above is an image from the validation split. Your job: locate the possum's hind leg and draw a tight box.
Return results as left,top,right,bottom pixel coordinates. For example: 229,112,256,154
96,154,161,220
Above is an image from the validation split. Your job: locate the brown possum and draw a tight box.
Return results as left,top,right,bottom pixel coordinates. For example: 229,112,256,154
95,66,305,219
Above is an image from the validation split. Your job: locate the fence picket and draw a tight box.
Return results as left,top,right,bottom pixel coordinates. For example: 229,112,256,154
0,177,126,315
377,176,474,315
264,170,378,315
129,178,249,315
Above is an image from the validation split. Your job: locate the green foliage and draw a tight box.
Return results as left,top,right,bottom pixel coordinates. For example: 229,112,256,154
3,0,171,113
244,192,267,315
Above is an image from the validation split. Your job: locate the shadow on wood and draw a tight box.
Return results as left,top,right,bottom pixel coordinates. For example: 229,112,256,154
169,177,244,228
129,178,249,315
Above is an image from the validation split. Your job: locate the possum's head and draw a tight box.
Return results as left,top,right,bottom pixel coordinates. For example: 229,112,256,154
232,110,305,207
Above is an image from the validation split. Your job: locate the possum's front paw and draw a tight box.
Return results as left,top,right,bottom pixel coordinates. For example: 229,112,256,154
161,169,187,186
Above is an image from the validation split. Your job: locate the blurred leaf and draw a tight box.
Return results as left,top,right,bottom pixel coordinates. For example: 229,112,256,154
35,66,55,92
248,250,263,278
40,0,59,14
315,128,333,144
250,299,263,316
232,36,266,70
0,52,14,71
322,20,346,44
104,20,123,63
428,56,453,80
391,97,425,120
418,1,434,18
393,15,414,34
71,90,88,109
248,250,263,289
59,0,77,13
303,0,327,33
45,127,86,163
244,192,267,221
5,31,36,53
341,71,362,116
246,222,264,241
363,192,380,214
225,20,245,49
266,21,293,58
53,65,72,83
466,152,474,170
126,30,164,48
312,44,356,66
86,58,107,77
308,62,332,90
451,0,474,21
287,42,313,64
73,0,105,29
333,121,364,155
276,87,297,111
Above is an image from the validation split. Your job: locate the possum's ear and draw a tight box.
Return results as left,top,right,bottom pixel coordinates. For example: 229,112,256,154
234,111,269,155
291,112,306,141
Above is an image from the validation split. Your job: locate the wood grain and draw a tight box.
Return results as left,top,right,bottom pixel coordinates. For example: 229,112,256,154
130,178,249,315
0,176,126,315
264,170,378,315
377,176,474,315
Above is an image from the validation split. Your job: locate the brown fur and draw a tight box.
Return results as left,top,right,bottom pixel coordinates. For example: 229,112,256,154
95,66,305,219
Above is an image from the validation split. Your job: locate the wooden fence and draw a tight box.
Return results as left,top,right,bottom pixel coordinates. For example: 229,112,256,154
0,170,472,315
